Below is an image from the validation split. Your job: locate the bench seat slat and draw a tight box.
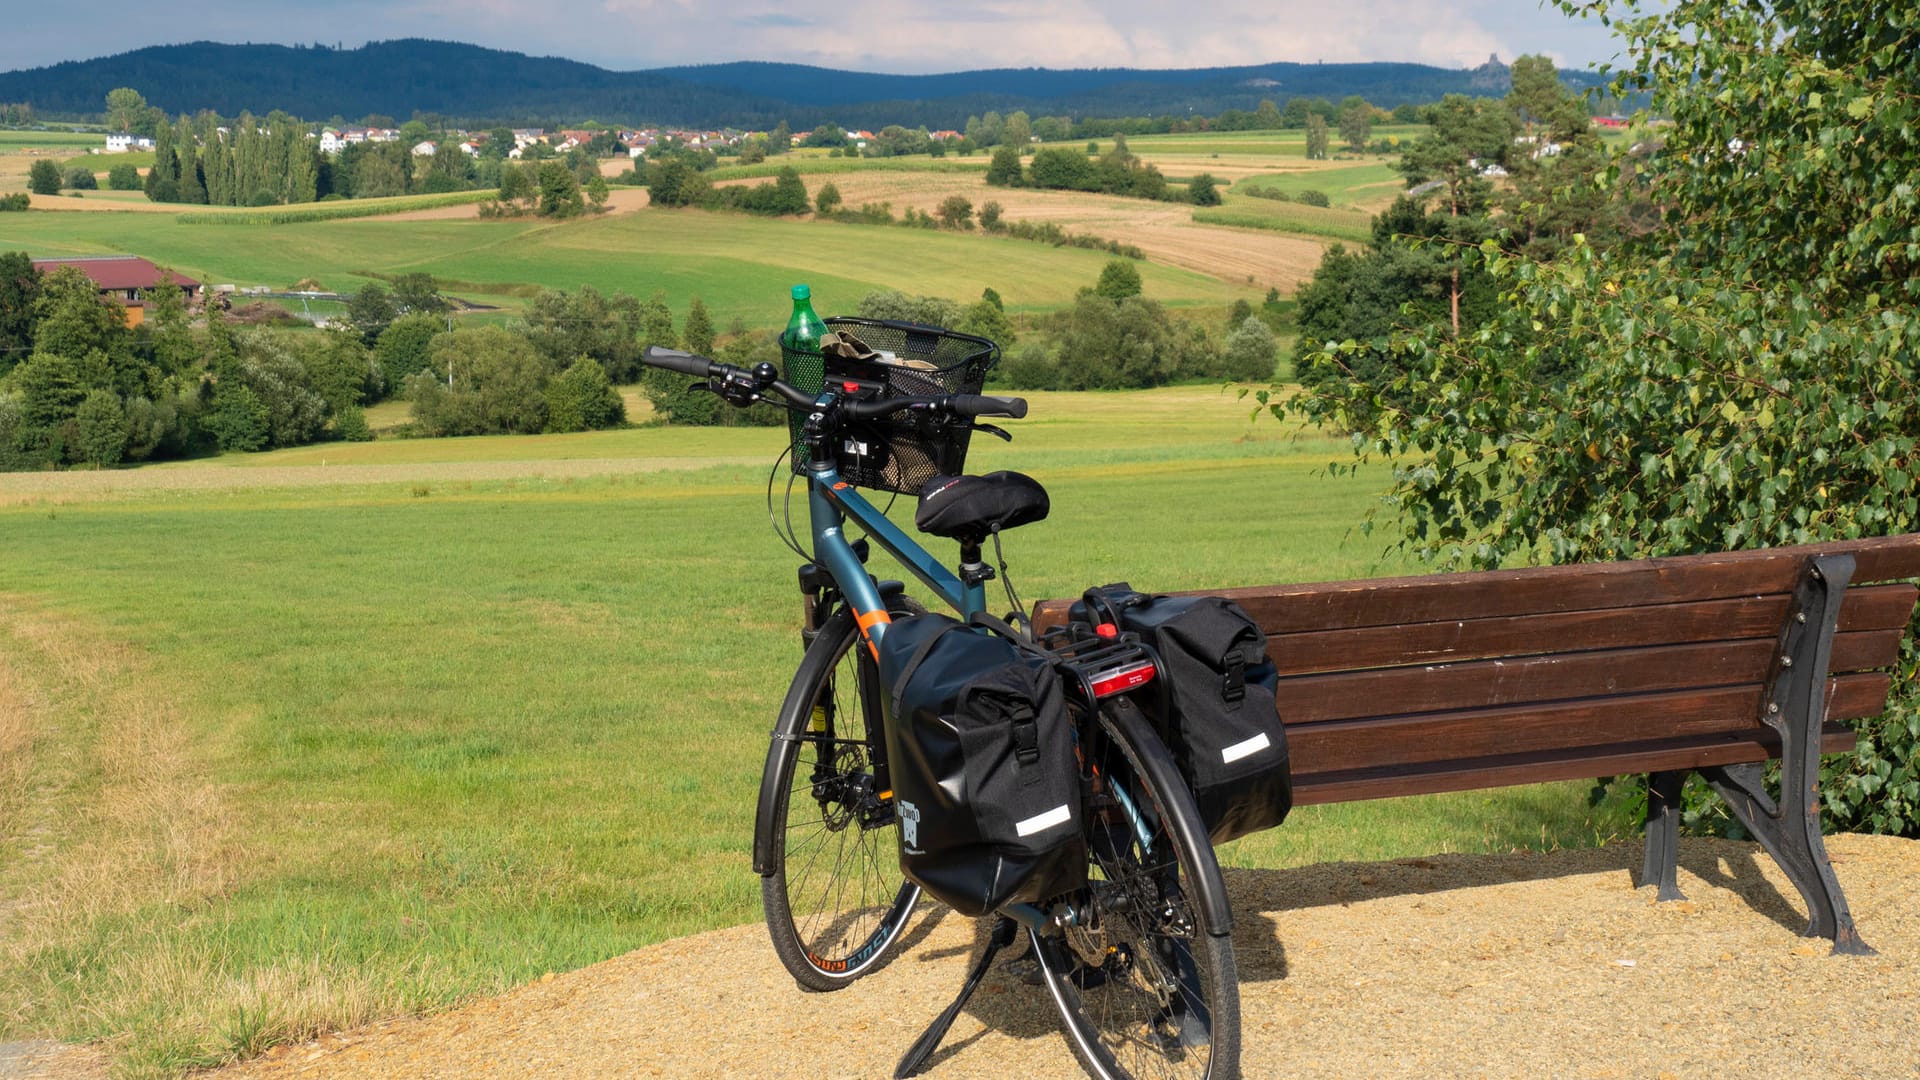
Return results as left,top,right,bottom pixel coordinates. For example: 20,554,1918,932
1291,724,1862,806
1262,584,1917,677
1285,672,1891,777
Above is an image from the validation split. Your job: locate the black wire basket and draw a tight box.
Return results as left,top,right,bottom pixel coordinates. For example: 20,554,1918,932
783,317,1000,494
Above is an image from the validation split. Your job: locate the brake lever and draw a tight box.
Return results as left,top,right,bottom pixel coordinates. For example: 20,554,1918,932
972,423,1013,442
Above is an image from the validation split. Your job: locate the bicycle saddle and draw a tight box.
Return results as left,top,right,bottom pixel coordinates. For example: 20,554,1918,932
914,472,1050,543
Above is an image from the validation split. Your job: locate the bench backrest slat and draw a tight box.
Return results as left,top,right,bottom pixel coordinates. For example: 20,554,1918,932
1262,583,1917,678
1134,535,1920,634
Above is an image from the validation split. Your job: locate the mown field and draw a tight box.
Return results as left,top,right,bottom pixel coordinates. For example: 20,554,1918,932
0,388,1638,1078
0,197,1267,326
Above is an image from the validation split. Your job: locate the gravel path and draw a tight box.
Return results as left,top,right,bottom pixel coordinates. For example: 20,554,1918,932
191,834,1920,1080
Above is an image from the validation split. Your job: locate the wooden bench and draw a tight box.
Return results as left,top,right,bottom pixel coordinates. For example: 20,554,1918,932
1034,533,1920,955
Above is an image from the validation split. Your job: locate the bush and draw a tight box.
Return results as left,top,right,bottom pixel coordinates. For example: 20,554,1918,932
0,192,27,212
407,326,550,436
72,389,124,466
107,163,142,190
63,168,97,191
815,182,842,215
331,403,373,442
28,159,60,195
375,313,447,392
998,343,1057,391
1296,189,1331,207
544,358,625,433
1220,317,1280,381
206,382,270,452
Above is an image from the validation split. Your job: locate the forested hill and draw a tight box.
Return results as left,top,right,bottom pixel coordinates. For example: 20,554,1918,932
0,39,1605,128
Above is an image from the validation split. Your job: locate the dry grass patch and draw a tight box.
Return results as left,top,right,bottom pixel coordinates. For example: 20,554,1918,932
788,170,1330,292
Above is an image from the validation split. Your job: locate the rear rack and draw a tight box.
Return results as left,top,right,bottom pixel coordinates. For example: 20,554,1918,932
1040,628,1166,713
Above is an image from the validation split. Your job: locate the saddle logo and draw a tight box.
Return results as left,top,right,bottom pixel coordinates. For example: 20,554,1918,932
897,799,922,853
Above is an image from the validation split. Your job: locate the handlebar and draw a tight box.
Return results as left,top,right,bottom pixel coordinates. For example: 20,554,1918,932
642,346,718,379
640,346,1027,423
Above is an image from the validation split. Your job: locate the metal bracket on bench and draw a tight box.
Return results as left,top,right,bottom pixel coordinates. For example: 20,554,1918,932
1640,553,1874,955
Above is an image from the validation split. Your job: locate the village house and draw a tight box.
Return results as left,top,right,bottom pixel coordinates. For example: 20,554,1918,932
30,256,200,329
318,129,345,154
412,140,437,156
104,132,155,154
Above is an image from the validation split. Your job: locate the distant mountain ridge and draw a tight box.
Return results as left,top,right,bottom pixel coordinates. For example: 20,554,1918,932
0,40,1605,129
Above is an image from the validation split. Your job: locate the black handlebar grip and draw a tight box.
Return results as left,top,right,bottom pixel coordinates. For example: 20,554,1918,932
644,346,717,378
949,394,1029,420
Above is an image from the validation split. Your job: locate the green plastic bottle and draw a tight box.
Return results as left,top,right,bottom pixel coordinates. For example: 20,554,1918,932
783,284,827,359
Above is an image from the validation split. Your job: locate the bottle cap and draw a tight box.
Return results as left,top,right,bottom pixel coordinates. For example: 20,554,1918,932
791,284,811,301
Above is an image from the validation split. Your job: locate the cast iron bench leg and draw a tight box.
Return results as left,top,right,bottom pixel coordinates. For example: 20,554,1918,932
1640,769,1689,901
1707,554,1874,956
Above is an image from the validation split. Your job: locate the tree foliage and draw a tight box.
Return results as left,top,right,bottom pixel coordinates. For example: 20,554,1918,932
1279,0,1920,836
28,159,61,195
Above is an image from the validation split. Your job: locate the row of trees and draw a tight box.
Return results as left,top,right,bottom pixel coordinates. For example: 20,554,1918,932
980,262,1276,390
1281,2,1920,837
986,136,1219,205
0,260,659,469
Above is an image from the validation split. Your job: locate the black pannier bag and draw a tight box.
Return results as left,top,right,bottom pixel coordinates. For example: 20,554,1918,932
876,613,1086,917
1071,583,1293,845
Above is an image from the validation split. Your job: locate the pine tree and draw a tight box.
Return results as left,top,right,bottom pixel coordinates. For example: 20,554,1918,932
683,297,715,356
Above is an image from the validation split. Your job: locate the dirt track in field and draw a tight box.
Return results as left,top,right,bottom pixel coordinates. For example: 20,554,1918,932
119,833,1920,1080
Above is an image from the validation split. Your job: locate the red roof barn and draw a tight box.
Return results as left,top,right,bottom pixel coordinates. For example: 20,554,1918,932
29,256,201,327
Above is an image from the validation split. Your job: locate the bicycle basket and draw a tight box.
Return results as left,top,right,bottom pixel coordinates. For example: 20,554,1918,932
783,317,1000,495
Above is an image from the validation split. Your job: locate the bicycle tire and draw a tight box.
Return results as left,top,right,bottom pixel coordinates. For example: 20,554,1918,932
1034,695,1241,1080
758,597,925,991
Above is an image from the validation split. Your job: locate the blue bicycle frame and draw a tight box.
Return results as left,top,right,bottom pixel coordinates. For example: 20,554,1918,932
808,468,985,645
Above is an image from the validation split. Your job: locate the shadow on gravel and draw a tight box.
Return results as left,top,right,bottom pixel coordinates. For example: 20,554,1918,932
1224,841,1813,946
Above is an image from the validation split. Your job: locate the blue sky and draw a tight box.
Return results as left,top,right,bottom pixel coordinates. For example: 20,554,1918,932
4,0,1626,76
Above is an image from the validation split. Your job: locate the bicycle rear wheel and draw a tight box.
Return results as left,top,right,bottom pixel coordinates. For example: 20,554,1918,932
1034,695,1241,1080
758,599,923,991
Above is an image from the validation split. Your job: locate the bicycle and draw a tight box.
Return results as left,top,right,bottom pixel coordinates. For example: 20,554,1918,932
641,320,1240,1080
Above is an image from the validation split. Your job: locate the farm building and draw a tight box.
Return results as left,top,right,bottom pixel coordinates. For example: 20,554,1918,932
30,256,200,328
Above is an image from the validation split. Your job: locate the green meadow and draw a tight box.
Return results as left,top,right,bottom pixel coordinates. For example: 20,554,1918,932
0,388,1637,1077
0,203,1254,325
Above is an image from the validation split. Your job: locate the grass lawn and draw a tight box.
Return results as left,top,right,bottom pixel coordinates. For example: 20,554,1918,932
0,386,1638,1077
0,202,1245,328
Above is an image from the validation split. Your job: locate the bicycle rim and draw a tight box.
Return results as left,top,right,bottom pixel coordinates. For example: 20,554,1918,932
1035,699,1241,1080
760,603,921,991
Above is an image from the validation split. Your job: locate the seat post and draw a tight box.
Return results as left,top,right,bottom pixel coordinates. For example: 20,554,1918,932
958,540,994,587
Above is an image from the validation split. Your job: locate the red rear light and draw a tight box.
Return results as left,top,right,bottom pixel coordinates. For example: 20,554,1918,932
1089,660,1155,698
1095,623,1118,639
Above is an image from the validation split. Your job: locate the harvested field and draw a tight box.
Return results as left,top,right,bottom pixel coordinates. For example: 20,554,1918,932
180,834,1920,1080
780,171,1332,292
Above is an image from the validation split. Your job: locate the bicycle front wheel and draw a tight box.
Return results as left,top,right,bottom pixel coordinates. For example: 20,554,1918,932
1034,695,1241,1080
758,598,923,991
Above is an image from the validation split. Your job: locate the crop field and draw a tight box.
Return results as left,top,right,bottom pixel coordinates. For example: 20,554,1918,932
0,387,1638,1077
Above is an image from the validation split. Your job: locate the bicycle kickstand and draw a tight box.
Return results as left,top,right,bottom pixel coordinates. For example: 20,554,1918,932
893,915,1019,1079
